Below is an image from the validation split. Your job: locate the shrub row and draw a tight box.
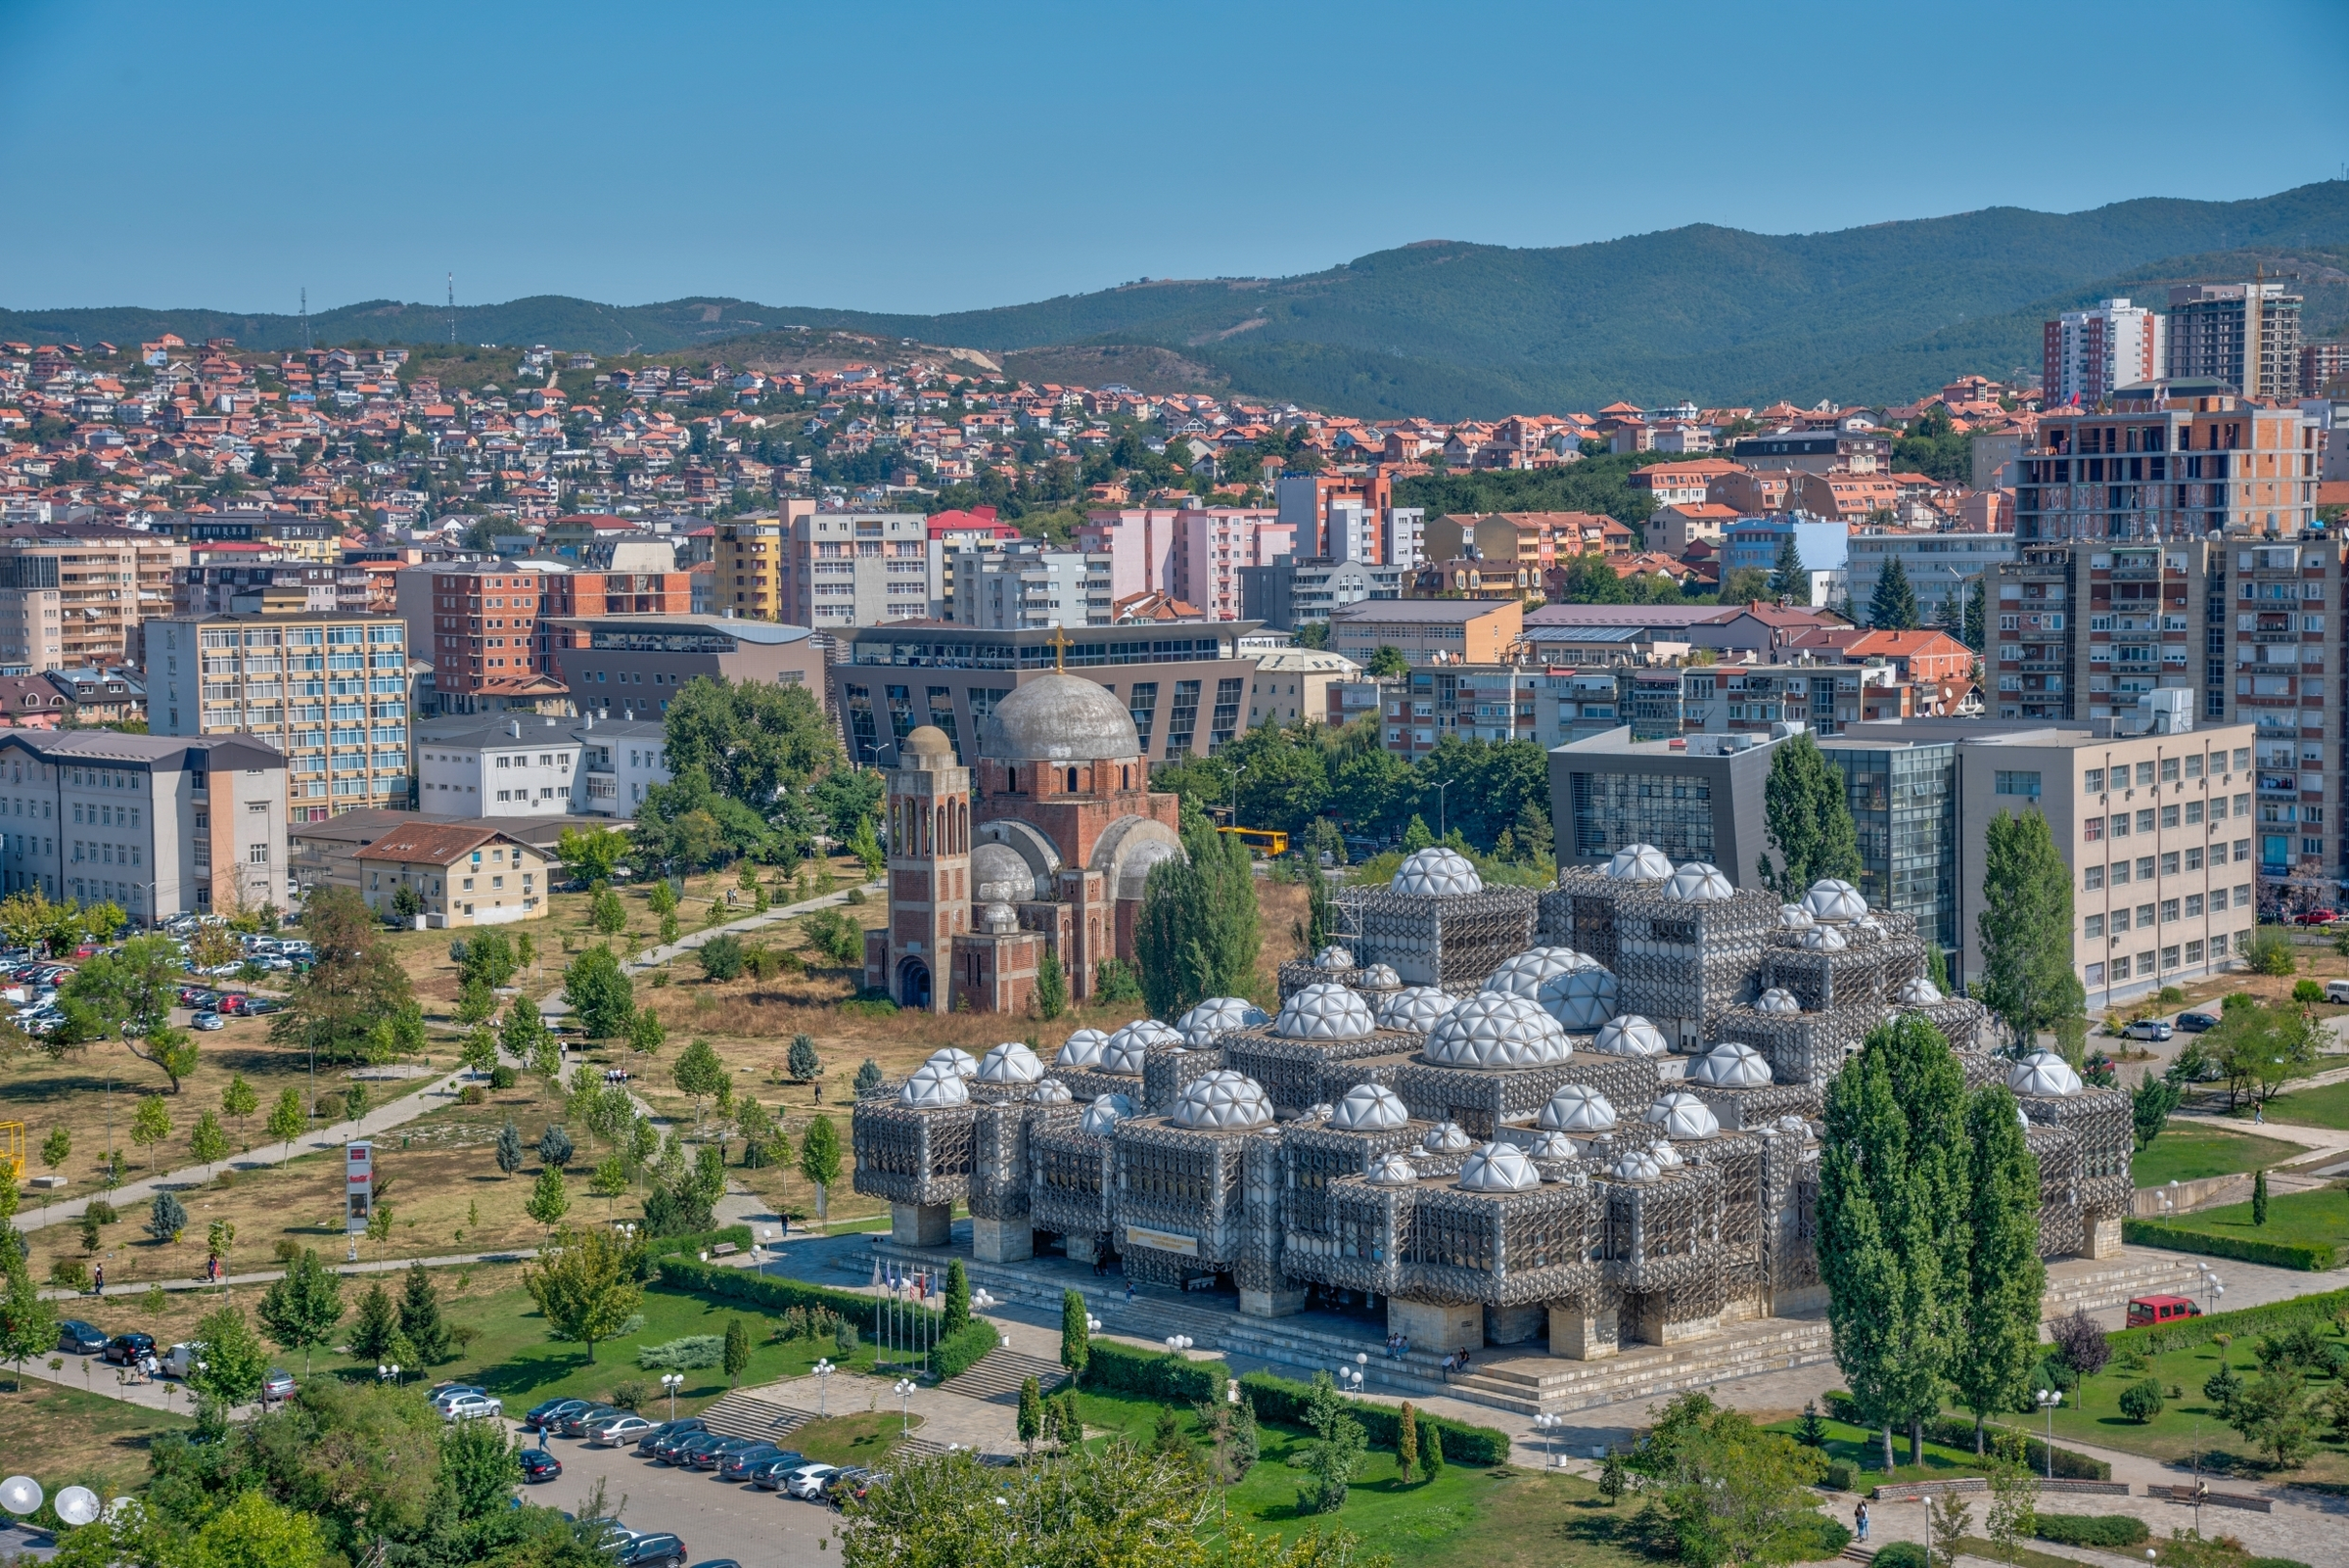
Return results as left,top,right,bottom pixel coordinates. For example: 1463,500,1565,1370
2036,1514,2148,1548
2107,1283,2349,1358
1821,1394,2109,1480
932,1320,1001,1382
656,1256,996,1380
644,1224,756,1262
1079,1339,1223,1403
1239,1369,1511,1466
2121,1220,2335,1272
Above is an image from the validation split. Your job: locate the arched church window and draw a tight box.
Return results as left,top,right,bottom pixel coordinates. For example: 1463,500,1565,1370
1066,767,1079,793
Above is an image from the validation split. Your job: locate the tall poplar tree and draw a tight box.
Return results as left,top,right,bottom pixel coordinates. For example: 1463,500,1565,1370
1133,825,1259,1021
1953,1084,2044,1453
1869,557,1920,630
1758,734,1862,898
1977,809,2087,1050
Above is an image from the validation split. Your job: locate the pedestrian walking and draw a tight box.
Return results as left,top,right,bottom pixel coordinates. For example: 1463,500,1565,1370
1855,1501,1868,1543
92,1261,103,1297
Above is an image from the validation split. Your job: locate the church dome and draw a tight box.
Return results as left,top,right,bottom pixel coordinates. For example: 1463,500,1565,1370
1663,862,1736,902
1801,879,1868,923
1607,843,1674,881
1274,982,1377,1041
1424,992,1571,1069
925,1047,980,1079
1329,1083,1410,1131
1539,1083,1617,1132
901,724,954,761
1376,986,1456,1034
978,672,1140,763
1080,1093,1131,1134
1169,1070,1273,1130
977,1041,1045,1084
1457,1143,1541,1193
1689,1041,1773,1088
2008,1050,2083,1098
1392,847,1483,897
1102,1019,1178,1074
1056,1028,1110,1069
971,841,1037,903
1643,1091,1721,1140
898,1062,970,1109
1591,1015,1668,1057
1175,996,1269,1046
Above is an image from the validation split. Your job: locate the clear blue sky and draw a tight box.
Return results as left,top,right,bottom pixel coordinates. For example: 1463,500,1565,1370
5,0,2345,317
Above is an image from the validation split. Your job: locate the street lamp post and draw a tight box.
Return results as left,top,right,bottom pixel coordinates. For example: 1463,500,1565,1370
812,1358,833,1417
1433,779,1453,841
661,1371,683,1421
894,1377,915,1437
1536,1411,1562,1467
2036,1389,2062,1478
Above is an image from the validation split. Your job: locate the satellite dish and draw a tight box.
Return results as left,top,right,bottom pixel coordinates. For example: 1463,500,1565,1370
0,1476,40,1517
54,1487,100,1527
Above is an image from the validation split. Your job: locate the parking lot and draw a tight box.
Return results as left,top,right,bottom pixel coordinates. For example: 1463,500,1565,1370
508,1419,845,1564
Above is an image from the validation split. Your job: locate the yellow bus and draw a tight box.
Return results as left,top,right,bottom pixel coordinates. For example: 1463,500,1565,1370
1219,826,1289,856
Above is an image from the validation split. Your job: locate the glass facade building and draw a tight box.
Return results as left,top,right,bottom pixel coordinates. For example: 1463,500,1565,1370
1569,770,1717,865
1820,739,1957,956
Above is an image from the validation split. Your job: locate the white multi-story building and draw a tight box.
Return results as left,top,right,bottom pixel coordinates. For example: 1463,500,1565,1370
2045,298,2165,408
778,511,942,629
571,716,671,815
948,543,1114,629
1845,530,2017,627
414,713,672,819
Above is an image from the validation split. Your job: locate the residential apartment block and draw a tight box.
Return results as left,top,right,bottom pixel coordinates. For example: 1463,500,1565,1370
148,613,412,824
2044,298,2165,408
0,525,184,670
0,730,288,921
948,542,1115,629
2012,389,2320,542
1329,599,1522,669
2168,283,2302,401
760,509,939,630
1238,556,1408,630
1844,530,2016,629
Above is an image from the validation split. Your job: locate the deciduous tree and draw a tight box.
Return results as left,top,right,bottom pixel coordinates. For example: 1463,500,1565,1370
1977,809,2086,1050
257,1247,345,1372
563,945,635,1038
524,1224,644,1363
1954,1085,2044,1452
272,886,418,1067
1758,733,1862,897
1134,825,1258,1021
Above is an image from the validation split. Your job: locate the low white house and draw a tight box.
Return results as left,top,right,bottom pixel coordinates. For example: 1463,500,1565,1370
573,716,671,814
414,713,670,818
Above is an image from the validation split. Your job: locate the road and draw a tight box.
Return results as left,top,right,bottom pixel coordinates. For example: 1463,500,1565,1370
515,1419,845,1565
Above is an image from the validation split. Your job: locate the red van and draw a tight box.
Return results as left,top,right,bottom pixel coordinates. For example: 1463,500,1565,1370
2126,1294,2200,1328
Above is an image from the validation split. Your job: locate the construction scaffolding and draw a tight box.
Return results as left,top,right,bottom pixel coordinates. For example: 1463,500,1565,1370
1332,885,1540,992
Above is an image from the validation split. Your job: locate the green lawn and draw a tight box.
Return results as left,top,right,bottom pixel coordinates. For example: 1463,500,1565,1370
790,1412,921,1466
2,1379,195,1499
1759,1413,2000,1487
2242,1079,2349,1131
2134,1185,2349,1256
2131,1126,2312,1186
304,1272,882,1414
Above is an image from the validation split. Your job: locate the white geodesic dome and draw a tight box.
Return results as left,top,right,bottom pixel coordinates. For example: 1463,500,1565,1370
1358,963,1402,990
1689,1041,1773,1088
1607,843,1674,881
1423,1121,1472,1153
1798,925,1848,952
1780,903,1816,930
1057,1028,1110,1069
1103,1019,1180,1074
977,1041,1044,1084
1169,1070,1274,1130
1663,862,1736,901
1313,944,1356,970
898,1062,970,1108
1547,966,1619,1032
1855,916,1887,939
1080,1093,1132,1134
1274,982,1377,1041
1376,986,1457,1034
1030,1078,1073,1105
1610,1148,1663,1181
1756,988,1802,1015
1648,1137,1684,1170
1539,1083,1618,1132
2008,1050,2084,1098
1174,996,1269,1046
1528,1130,1582,1159
1368,1152,1419,1185
1591,1014,1669,1058
1773,1114,1812,1141
1391,847,1483,898
1423,992,1571,1069
1485,945,1595,999
1328,1083,1409,1131
1643,1090,1721,1140
925,1047,980,1079
1896,976,1944,1006
1457,1142,1541,1193
1801,879,1868,923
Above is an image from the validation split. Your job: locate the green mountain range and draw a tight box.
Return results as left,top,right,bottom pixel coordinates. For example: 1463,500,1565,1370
9,183,2348,420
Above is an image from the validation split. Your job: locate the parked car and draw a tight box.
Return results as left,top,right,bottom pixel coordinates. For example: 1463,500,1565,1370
442,1394,503,1422
243,996,284,1015
822,1468,878,1507
519,1449,563,1483
614,1534,686,1568
2175,1011,2221,1033
556,1403,622,1439
587,1413,656,1447
190,1011,225,1031
716,1443,793,1481
2127,1294,2202,1328
636,1417,703,1456
2120,1018,2173,1041
430,1384,487,1410
2327,979,2349,1004
682,1434,762,1472
102,1332,156,1366
2293,908,2339,926
212,993,250,1016
260,1368,297,1403
648,1424,709,1464
779,1461,839,1499
524,1398,593,1432
57,1320,108,1355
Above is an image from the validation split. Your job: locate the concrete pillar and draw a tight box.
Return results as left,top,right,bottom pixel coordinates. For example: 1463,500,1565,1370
1238,1287,1309,1319
891,1202,951,1247
1387,1297,1482,1355
972,1217,1033,1264
1487,1303,1545,1345
1549,1301,1618,1360
2085,1213,2124,1260
1631,1294,1718,1347
1064,1232,1099,1266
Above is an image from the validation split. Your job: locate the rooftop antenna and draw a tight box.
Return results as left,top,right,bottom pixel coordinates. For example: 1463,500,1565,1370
448,272,457,345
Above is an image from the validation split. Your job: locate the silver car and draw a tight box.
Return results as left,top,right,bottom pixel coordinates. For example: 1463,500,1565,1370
587,1413,656,1447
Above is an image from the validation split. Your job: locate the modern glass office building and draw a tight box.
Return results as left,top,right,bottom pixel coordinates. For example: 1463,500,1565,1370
1819,737,1957,957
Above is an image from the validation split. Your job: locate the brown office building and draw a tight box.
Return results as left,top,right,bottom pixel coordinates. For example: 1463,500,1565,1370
545,614,825,722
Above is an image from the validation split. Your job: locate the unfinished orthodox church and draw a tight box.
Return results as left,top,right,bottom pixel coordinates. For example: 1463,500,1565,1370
853,842,2135,1360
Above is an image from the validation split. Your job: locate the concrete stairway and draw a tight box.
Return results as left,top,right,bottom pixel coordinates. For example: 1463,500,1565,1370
940,1347,1070,1405
696,1390,818,1443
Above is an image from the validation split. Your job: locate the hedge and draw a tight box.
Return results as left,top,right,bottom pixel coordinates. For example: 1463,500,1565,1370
2122,1220,2334,1271
2036,1515,2147,1548
655,1256,999,1380
1240,1369,1511,1466
1822,1394,2108,1480
645,1224,755,1262
1870,1545,1928,1568
2107,1284,2349,1359
1081,1339,1225,1403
